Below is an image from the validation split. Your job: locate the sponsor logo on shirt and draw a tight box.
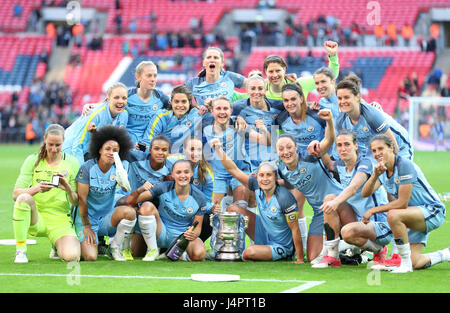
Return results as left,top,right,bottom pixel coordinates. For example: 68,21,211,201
376,122,387,133
284,204,297,214
399,174,413,181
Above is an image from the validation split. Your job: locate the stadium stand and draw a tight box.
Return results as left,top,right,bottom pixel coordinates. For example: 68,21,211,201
0,0,448,143
241,47,435,114
276,0,450,32
0,35,53,110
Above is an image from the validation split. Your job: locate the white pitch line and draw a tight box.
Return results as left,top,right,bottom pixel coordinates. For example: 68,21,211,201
0,273,325,292
280,281,326,293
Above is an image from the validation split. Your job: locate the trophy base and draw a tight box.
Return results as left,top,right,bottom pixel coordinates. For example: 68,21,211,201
215,252,241,262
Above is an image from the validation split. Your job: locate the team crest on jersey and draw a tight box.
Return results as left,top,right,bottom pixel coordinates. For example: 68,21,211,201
363,126,369,132
193,178,200,186
186,207,194,214
300,168,306,174
110,175,116,181
394,178,400,184
185,120,192,127
153,104,158,110
226,135,233,142
220,82,227,88
307,125,314,132
270,206,277,213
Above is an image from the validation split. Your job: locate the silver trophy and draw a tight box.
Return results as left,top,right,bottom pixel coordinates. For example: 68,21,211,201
215,212,248,261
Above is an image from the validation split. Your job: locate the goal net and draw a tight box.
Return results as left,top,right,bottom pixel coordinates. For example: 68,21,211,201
407,96,450,151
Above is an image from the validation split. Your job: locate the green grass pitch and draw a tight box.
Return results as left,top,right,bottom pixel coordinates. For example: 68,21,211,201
0,144,449,294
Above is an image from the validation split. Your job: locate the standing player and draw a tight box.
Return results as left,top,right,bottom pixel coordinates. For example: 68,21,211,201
13,124,80,263
125,60,170,145
63,82,129,165
344,73,413,160
210,138,304,263
233,73,284,171
82,61,170,146
142,84,209,153
186,47,247,109
263,41,340,101
203,96,271,205
362,134,448,273
313,66,340,160
124,160,218,261
335,78,399,158
311,130,393,268
74,125,135,261
275,109,341,263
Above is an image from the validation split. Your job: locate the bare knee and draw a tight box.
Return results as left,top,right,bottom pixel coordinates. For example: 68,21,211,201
60,249,81,262
189,244,206,261
138,201,157,216
57,241,81,262
233,186,248,202
387,210,401,225
341,224,356,242
118,207,137,221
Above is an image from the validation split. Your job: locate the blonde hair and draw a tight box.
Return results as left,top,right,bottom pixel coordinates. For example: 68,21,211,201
247,70,265,86
106,82,127,98
135,60,157,87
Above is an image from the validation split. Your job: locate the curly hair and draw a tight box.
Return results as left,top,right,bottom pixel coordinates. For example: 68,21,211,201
89,125,132,160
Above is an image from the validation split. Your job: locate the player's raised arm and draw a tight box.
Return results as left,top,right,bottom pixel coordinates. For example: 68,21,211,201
209,138,250,187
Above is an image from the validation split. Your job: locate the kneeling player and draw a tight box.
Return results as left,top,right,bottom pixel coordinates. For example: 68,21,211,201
211,138,304,262
124,160,217,261
362,134,448,273
312,130,393,268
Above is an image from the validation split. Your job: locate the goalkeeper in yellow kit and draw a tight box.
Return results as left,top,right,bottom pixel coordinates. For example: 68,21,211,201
12,124,81,263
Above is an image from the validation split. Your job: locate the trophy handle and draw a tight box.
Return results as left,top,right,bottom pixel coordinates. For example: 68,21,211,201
242,215,248,230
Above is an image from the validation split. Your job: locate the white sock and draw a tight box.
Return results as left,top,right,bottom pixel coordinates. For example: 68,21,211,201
361,239,382,253
122,232,132,250
424,251,444,267
320,235,327,256
110,219,136,249
396,241,412,267
138,215,157,251
391,241,398,255
325,238,340,259
298,217,308,253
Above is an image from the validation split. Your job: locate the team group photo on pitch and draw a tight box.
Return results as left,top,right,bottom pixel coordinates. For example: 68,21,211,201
11,37,449,275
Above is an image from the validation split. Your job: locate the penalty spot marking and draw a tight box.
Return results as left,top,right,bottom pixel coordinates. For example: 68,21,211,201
0,273,325,293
